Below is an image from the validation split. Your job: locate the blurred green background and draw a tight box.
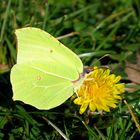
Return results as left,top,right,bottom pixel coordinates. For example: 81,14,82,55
0,0,140,139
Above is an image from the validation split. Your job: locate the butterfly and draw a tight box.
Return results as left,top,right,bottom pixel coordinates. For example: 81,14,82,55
11,27,83,110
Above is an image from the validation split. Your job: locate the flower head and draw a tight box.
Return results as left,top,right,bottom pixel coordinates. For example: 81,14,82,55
74,67,125,114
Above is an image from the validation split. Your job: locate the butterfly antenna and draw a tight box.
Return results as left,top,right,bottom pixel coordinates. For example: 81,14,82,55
92,54,110,66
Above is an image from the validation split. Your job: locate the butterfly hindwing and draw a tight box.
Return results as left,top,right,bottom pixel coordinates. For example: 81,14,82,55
11,63,74,109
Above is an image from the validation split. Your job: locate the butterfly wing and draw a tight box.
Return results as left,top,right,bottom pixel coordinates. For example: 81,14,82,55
11,63,74,109
15,27,83,77
11,27,83,109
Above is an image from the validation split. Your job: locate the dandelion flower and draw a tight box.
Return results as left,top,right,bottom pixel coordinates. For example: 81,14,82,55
74,67,125,114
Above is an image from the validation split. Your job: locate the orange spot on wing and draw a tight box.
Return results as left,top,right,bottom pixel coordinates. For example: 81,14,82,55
36,75,42,80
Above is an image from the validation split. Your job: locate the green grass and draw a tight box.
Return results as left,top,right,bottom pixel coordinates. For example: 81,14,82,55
0,0,140,139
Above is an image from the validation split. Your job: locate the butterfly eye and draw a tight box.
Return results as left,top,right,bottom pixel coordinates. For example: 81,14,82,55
83,67,94,74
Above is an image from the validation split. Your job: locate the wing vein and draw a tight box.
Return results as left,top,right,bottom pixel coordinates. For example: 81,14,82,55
31,65,72,81
32,82,71,89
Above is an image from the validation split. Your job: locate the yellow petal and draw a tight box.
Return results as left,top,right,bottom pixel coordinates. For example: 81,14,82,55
74,97,83,105
113,95,122,99
114,76,121,83
107,102,117,108
89,102,96,112
102,105,110,112
80,103,88,114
